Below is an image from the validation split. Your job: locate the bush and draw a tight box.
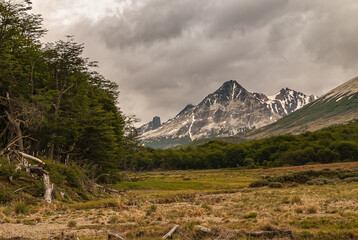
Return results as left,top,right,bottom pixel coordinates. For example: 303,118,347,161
249,180,268,188
268,182,283,188
291,196,302,204
344,177,358,183
108,216,119,224
67,220,77,228
306,205,318,214
146,204,158,215
307,178,339,185
27,181,45,198
0,163,19,179
14,201,29,214
243,212,257,219
0,186,14,204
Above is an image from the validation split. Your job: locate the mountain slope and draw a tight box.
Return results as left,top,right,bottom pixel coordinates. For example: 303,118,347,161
141,80,316,148
246,76,358,139
254,88,317,116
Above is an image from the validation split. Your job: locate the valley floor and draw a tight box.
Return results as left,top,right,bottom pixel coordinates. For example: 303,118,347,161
1,162,358,240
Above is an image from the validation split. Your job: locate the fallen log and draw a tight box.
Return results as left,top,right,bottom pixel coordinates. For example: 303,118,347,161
19,151,45,165
108,233,125,240
245,229,293,237
163,225,180,239
195,225,212,233
94,183,126,196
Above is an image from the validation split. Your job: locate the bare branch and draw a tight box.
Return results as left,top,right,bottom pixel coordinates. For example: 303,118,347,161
18,152,45,165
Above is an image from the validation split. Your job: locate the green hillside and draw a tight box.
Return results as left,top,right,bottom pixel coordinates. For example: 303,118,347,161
246,77,358,139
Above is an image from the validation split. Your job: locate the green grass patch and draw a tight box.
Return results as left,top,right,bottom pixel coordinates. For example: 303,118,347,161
71,199,120,210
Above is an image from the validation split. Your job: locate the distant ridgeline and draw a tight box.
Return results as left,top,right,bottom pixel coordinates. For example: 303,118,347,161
126,120,358,171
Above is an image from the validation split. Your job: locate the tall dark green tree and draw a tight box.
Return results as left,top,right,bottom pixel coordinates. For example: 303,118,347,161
1,1,129,174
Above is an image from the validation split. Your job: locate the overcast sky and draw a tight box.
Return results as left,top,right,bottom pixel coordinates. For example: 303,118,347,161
31,0,358,125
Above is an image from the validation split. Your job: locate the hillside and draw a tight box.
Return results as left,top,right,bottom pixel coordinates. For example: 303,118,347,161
246,76,358,139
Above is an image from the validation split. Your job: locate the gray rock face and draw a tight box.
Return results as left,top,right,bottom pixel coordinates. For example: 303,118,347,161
141,80,316,145
140,116,161,133
254,88,318,116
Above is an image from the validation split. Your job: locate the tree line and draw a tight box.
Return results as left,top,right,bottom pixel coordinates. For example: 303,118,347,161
127,121,358,171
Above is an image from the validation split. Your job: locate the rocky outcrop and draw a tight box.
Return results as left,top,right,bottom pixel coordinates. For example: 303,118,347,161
139,116,161,134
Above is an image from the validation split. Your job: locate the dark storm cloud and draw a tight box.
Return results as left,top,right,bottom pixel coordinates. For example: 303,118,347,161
100,0,204,48
33,0,358,125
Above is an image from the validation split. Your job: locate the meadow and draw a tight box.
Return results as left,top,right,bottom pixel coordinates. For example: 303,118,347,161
1,162,358,240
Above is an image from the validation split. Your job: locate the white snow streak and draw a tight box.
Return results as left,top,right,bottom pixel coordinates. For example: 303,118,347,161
232,83,236,99
188,115,196,140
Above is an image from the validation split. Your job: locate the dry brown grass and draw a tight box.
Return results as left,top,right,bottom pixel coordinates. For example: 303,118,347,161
1,164,358,239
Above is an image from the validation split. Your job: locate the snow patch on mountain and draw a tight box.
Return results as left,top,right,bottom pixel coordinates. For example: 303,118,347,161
141,80,317,146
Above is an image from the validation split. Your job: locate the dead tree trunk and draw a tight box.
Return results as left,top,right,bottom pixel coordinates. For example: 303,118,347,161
43,173,54,203
18,152,54,203
6,91,24,152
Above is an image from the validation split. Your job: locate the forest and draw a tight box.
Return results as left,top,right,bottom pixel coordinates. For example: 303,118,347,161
127,121,358,171
0,1,138,176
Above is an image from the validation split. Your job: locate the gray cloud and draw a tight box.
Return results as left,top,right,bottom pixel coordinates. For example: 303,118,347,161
32,0,358,125
100,0,205,48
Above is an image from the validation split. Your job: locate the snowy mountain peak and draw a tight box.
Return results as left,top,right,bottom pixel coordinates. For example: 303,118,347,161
254,88,317,116
141,80,316,148
216,80,243,94
176,104,195,117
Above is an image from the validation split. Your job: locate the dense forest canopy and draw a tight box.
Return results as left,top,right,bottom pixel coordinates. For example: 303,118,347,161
128,121,358,171
0,0,133,173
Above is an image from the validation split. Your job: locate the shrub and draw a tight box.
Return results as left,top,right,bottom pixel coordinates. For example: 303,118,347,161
268,182,283,188
291,196,302,204
108,216,119,224
243,212,257,219
282,197,290,204
249,180,268,188
67,220,77,228
0,162,21,180
27,181,45,198
306,205,318,214
0,186,14,204
295,207,303,214
307,178,327,185
146,204,157,215
201,203,212,211
344,177,358,183
72,199,119,210
14,201,29,215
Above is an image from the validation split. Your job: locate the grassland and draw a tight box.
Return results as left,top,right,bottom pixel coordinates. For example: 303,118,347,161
1,162,358,239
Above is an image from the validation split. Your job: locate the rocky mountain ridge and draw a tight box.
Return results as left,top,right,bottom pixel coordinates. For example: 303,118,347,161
140,116,161,134
140,80,317,148
246,76,358,139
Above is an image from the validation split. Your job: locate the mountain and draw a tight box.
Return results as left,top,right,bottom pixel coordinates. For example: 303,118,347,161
246,76,358,139
254,88,317,116
140,116,162,134
141,80,316,148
